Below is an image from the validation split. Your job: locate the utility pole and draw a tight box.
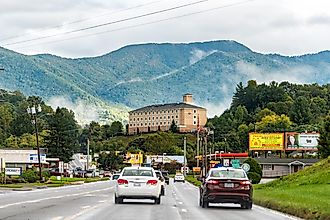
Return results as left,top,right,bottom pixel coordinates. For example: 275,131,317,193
196,130,200,167
183,136,187,177
27,105,42,181
204,136,208,176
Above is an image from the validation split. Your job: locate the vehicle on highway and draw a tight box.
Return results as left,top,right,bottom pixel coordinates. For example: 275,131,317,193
199,167,253,209
103,171,112,177
161,171,170,185
154,170,166,196
114,167,162,204
174,173,185,183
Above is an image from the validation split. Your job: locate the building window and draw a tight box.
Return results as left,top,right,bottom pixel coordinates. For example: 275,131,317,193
149,123,151,125
145,118,147,120
149,117,150,120
160,122,162,125
172,116,174,119
156,117,158,119
152,122,154,125
176,115,178,118
172,110,174,113
193,121,196,125
141,123,143,126
156,122,158,125
145,112,147,115
168,122,170,125
152,117,154,120
168,116,170,119
194,115,196,118
160,116,162,119
153,112,155,114
175,121,178,124
145,123,147,126
168,110,170,113
176,110,178,113
133,118,135,121
133,124,135,126
193,109,197,113
137,118,139,121
156,111,159,114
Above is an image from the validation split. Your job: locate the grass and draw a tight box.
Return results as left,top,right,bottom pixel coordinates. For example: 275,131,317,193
254,157,330,220
0,184,23,188
185,175,202,187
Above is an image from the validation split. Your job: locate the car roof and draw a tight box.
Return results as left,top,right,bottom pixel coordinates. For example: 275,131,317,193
123,167,153,170
209,167,244,171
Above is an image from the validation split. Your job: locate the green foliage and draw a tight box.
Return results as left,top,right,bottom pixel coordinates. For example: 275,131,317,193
45,107,80,163
256,114,292,132
98,152,123,171
243,157,262,184
169,120,178,133
185,175,202,187
318,116,330,158
22,169,38,183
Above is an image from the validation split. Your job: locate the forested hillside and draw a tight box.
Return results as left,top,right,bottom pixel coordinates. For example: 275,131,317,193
208,81,330,153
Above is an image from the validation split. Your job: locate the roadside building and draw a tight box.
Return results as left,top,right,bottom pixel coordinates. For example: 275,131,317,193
128,94,207,134
255,158,320,178
0,149,47,171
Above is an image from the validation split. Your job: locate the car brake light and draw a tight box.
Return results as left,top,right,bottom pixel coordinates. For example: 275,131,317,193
117,179,128,185
240,181,251,185
240,180,251,190
147,180,158,185
206,180,219,184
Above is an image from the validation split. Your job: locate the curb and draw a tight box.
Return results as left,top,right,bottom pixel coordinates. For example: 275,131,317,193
12,188,33,191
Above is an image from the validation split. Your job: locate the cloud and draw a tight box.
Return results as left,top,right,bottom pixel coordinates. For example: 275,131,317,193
189,49,217,65
47,96,102,125
202,99,232,118
235,61,315,84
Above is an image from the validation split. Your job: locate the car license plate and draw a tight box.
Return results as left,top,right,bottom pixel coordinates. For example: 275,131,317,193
224,183,234,188
134,183,141,187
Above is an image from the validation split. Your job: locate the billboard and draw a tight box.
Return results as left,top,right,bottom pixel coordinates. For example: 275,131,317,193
286,132,319,150
28,154,46,163
249,133,284,151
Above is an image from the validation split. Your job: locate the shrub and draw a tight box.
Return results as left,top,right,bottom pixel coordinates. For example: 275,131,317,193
247,172,261,184
22,169,38,183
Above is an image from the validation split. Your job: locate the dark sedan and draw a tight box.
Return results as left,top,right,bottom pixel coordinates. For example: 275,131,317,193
199,167,253,209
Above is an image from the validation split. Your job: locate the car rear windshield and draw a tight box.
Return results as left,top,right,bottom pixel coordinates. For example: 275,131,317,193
210,170,246,179
122,169,153,177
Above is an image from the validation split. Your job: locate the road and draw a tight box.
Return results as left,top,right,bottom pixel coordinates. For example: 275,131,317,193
0,180,299,220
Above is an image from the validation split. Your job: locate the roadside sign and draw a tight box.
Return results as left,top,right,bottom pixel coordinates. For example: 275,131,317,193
193,167,201,172
29,154,46,163
223,159,230,167
5,167,22,176
59,161,64,173
231,159,240,169
241,163,250,172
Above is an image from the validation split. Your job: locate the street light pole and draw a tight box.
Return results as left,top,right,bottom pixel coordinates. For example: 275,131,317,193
183,136,187,177
27,105,43,181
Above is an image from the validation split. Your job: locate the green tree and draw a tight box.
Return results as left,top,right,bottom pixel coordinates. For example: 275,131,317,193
256,114,292,132
109,121,124,136
169,120,178,133
290,96,312,125
98,152,123,170
318,115,330,158
243,158,262,184
45,107,80,163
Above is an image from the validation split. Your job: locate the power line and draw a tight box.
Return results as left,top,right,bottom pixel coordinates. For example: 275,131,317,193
3,0,209,47
0,0,164,43
12,0,254,50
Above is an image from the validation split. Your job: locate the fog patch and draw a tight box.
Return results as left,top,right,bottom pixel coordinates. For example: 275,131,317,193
189,49,217,65
47,96,101,125
235,61,314,84
203,98,232,118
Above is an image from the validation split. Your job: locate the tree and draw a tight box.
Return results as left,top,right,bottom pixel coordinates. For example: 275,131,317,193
256,114,292,132
318,115,330,158
98,152,123,171
109,121,124,136
243,158,262,184
290,96,312,125
169,120,178,133
45,107,80,163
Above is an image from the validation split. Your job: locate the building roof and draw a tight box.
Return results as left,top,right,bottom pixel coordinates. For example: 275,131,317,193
255,158,320,165
130,102,206,113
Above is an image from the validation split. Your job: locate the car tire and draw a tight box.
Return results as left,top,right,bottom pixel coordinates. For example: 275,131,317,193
155,196,161,205
161,187,165,196
183,180,185,183
115,196,123,204
247,201,253,209
201,197,209,208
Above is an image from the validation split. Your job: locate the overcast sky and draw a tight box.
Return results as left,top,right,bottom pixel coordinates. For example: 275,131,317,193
0,0,329,58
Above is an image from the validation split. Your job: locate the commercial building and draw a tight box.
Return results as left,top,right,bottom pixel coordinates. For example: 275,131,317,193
0,149,47,171
128,94,207,134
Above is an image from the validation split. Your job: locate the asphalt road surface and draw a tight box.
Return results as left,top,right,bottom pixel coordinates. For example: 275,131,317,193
0,180,299,220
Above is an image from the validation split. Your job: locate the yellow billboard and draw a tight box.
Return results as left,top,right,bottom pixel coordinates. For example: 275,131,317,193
249,133,284,151
125,152,143,165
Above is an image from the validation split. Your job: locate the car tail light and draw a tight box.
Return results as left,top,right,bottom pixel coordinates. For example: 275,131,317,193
117,179,128,185
240,180,251,190
206,180,219,185
147,180,158,185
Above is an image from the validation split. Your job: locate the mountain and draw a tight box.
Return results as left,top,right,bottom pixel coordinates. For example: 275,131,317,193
0,40,329,123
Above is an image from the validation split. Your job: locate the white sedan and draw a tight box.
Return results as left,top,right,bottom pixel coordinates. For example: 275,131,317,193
114,167,162,204
174,173,185,183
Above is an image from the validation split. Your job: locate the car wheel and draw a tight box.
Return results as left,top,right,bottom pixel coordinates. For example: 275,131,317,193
155,196,161,205
161,187,165,196
199,195,202,207
183,180,185,183
247,201,253,209
115,196,123,204
201,197,209,208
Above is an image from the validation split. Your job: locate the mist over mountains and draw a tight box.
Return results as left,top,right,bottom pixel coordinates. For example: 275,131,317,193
0,40,329,123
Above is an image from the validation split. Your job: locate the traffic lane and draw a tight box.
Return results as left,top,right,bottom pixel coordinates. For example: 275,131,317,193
75,183,182,220
0,181,114,220
0,180,114,208
172,181,299,220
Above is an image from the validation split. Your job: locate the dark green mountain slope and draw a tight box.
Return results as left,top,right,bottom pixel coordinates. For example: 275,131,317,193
0,40,329,122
